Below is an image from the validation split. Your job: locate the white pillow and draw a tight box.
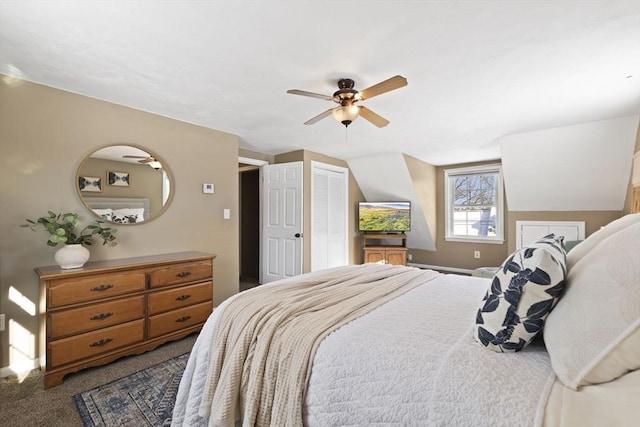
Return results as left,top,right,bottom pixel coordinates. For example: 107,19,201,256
544,221,640,390
112,208,145,223
567,213,640,270
92,208,113,220
475,234,566,352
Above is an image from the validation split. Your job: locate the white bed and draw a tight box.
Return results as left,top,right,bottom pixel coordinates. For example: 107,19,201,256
172,214,640,427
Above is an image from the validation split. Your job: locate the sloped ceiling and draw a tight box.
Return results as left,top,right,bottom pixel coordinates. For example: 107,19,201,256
0,1,638,166
501,115,639,211
348,153,436,250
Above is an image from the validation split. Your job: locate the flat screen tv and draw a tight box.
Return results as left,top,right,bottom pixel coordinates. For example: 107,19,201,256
358,201,411,233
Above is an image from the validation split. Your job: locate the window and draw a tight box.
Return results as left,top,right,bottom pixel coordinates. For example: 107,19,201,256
444,164,504,243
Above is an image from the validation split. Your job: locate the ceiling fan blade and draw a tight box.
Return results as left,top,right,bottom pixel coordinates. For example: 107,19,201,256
358,106,390,128
123,155,148,159
357,75,407,100
304,108,334,125
287,89,334,102
138,158,154,164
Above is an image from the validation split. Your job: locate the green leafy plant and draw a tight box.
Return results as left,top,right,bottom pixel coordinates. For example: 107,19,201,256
22,211,118,247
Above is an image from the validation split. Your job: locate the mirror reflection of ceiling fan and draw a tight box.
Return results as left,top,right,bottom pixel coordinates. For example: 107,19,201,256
122,155,155,164
287,75,407,128
122,155,163,170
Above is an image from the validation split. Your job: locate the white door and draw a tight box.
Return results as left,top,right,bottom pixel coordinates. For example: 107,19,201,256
261,161,303,284
311,162,349,271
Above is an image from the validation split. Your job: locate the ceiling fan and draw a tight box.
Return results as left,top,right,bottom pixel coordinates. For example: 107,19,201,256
287,75,407,128
122,154,163,170
122,154,155,164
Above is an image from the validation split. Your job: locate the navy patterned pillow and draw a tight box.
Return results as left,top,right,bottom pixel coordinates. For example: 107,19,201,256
475,234,567,352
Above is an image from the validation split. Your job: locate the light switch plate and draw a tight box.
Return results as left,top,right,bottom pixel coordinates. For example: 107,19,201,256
203,183,214,194
223,209,230,219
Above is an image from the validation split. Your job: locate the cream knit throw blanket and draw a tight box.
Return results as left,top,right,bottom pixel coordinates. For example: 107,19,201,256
197,264,439,427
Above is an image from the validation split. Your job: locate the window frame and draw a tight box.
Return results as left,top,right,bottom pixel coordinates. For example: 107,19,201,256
444,164,504,244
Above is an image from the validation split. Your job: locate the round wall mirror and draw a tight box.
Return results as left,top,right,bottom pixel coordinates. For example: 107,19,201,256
76,144,173,224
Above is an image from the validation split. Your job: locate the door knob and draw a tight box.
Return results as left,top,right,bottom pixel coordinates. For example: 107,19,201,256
295,233,302,238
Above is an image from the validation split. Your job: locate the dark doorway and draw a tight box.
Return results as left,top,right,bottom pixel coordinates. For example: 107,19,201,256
239,168,260,283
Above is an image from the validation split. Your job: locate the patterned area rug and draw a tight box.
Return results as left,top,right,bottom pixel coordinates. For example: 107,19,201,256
73,353,189,427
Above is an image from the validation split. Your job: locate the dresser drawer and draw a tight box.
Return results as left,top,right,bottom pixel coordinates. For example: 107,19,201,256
148,301,213,339
48,319,144,368
148,260,213,288
48,296,145,340
48,272,146,307
148,281,213,315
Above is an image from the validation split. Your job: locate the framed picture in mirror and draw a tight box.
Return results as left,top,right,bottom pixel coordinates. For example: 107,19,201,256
78,176,102,192
108,171,130,186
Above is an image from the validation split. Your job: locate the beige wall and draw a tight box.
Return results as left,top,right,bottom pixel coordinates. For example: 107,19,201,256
274,150,365,271
403,154,437,251
0,77,240,371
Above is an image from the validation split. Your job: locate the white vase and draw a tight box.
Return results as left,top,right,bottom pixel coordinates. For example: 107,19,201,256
54,244,90,269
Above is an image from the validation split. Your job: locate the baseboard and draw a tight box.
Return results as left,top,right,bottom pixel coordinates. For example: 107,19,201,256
0,358,40,378
408,263,473,275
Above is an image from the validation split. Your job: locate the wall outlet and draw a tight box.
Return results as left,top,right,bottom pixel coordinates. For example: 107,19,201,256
474,250,481,259
0,314,5,332
407,253,413,261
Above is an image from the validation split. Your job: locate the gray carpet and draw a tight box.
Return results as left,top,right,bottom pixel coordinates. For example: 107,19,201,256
0,334,197,427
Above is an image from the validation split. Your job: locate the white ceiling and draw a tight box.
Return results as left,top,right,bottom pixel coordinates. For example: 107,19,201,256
1,1,638,166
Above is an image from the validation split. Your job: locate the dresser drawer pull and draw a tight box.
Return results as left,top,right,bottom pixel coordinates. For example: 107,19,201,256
176,271,192,278
89,338,113,347
175,315,192,323
90,312,114,321
90,284,114,292
175,294,191,301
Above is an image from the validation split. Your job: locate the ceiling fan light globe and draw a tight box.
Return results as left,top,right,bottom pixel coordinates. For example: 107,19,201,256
332,105,359,127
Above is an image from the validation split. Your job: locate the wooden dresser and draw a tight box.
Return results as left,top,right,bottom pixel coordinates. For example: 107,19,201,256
36,251,216,388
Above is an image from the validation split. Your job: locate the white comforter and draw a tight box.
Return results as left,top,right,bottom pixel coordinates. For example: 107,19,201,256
172,267,555,427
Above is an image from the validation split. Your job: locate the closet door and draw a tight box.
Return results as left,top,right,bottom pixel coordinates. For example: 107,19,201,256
311,162,349,271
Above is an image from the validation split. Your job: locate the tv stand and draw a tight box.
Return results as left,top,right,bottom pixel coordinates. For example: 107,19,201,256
362,233,407,266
